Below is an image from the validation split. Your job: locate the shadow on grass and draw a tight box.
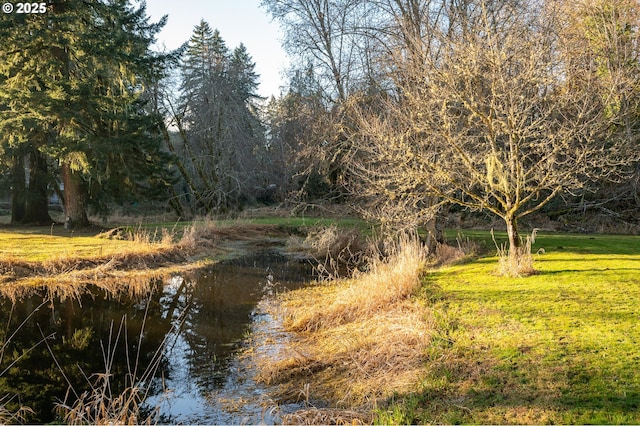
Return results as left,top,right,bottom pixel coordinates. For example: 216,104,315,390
378,351,640,424
537,266,640,275
387,242,640,425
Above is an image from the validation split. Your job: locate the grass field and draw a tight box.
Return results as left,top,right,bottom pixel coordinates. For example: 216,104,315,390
2,217,639,424
0,226,172,263
378,231,640,424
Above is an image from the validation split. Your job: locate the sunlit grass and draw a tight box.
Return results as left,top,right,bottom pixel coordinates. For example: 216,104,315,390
0,227,169,263
379,232,640,424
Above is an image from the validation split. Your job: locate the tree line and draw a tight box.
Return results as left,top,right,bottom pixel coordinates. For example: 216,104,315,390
0,1,311,226
1,0,639,259
262,0,640,257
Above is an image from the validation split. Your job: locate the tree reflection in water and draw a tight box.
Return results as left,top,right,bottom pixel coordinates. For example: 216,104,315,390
0,251,312,424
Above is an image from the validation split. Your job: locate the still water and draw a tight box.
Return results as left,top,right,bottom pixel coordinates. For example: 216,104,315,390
0,251,314,424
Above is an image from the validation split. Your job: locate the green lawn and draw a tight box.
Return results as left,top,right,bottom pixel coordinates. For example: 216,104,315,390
0,216,367,264
380,232,640,424
0,227,150,263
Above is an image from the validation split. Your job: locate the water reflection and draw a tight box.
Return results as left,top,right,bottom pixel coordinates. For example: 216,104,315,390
0,251,313,424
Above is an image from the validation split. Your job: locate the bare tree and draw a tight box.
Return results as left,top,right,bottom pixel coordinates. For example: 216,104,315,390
262,0,370,102
262,0,386,207
164,21,265,215
346,0,640,266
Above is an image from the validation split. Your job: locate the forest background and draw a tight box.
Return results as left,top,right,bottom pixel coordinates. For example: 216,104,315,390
1,0,639,256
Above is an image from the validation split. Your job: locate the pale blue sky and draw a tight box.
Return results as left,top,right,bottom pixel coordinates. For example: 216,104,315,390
145,0,289,98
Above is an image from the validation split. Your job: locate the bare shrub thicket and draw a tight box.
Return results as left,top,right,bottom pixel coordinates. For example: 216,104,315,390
300,225,368,279
298,225,485,279
431,233,484,267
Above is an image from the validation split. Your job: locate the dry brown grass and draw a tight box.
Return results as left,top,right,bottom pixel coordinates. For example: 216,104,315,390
178,220,286,248
283,234,426,331
0,395,35,424
492,229,537,277
282,407,374,425
290,224,367,279
251,234,434,414
57,380,153,425
0,272,168,303
0,248,186,298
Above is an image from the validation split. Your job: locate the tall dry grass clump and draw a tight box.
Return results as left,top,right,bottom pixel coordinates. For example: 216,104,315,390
0,396,34,424
253,234,434,413
492,229,537,277
96,224,175,251
429,232,484,267
57,377,151,425
284,233,426,331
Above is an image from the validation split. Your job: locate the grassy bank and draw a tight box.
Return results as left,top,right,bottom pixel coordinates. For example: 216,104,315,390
0,219,313,296
0,225,173,263
392,232,640,424
0,223,195,299
255,231,640,424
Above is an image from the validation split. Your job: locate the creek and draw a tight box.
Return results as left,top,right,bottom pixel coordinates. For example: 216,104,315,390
0,250,314,424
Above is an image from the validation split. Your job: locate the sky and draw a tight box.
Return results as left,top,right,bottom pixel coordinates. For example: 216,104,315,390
144,0,289,98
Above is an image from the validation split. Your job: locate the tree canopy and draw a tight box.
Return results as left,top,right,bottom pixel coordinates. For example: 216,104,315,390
162,19,266,215
0,0,173,226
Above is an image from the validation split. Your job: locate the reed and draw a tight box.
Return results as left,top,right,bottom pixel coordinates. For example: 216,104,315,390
54,301,180,425
283,233,426,331
492,228,537,277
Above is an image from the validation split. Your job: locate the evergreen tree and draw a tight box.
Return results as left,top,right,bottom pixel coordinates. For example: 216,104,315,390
0,0,172,227
0,9,55,224
169,20,265,214
229,44,260,103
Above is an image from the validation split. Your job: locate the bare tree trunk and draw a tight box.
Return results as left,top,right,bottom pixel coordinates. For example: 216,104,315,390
423,216,437,253
22,149,53,225
11,153,26,224
423,198,445,253
505,215,521,258
61,162,88,229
